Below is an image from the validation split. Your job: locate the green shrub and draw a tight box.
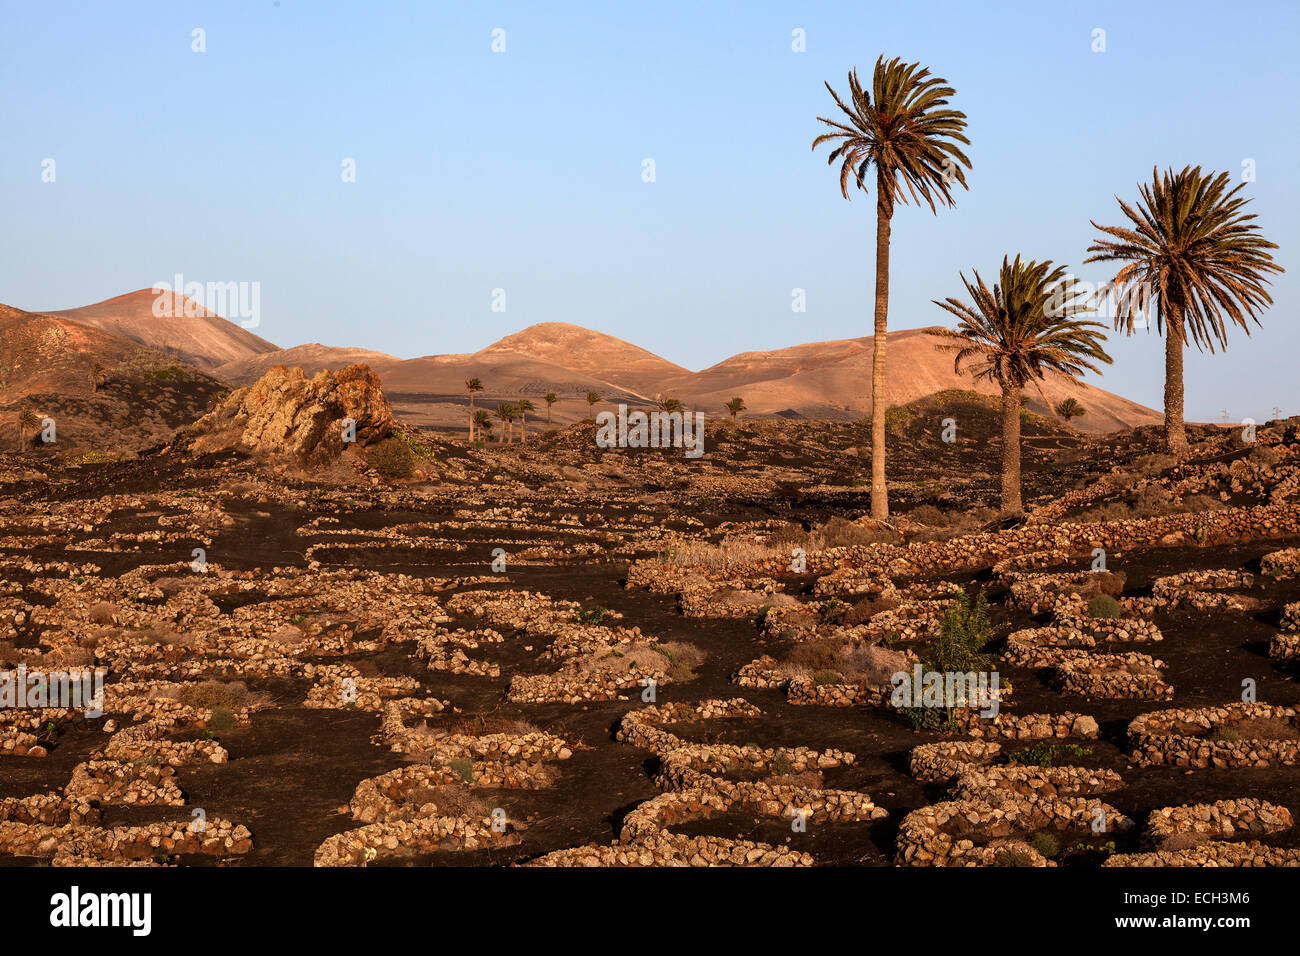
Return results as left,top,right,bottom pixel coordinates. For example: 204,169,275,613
1071,839,1117,860
901,706,954,732
1088,594,1123,619
394,430,437,460
812,668,842,686
929,591,995,673
1007,742,1092,767
574,605,609,626
1029,832,1060,858
145,365,185,382
206,707,237,732
369,438,416,479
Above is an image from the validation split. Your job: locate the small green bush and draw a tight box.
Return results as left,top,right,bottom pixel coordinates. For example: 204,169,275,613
929,591,995,673
146,365,185,382
901,706,953,732
394,430,437,460
812,668,842,686
206,707,237,732
1007,742,1092,767
574,605,609,626
1029,832,1060,858
1088,594,1123,619
369,438,416,479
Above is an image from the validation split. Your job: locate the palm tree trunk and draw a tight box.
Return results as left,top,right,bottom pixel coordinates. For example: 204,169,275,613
521,411,527,444
546,406,552,426
1001,385,1023,514
869,186,893,522
468,394,475,442
1164,307,1188,452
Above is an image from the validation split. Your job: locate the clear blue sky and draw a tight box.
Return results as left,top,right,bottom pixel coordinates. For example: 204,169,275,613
2,0,1296,422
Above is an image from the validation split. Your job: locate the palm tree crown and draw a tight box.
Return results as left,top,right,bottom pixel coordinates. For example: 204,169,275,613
465,377,485,442
1055,397,1086,422
1086,165,1281,349
932,256,1111,391
812,57,971,215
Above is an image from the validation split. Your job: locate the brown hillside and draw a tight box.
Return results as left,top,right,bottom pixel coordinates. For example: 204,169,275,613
655,327,1161,434
44,289,279,370
0,304,226,452
475,322,688,395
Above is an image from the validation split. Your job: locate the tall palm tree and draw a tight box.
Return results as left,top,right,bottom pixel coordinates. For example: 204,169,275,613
656,397,683,413
543,391,559,427
725,397,746,420
931,256,1112,514
495,402,516,443
465,377,484,441
16,408,40,453
473,410,493,442
584,391,601,418
517,399,535,444
1086,166,1282,452
813,56,972,522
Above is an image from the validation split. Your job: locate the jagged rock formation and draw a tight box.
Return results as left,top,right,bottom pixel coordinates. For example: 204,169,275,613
181,364,394,463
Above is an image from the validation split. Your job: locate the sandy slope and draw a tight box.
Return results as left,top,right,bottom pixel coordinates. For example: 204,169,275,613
44,289,279,370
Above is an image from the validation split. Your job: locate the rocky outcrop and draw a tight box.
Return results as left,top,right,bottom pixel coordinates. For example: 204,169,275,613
182,364,394,463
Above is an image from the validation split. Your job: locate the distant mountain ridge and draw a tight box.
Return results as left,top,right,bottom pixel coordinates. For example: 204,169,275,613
8,291,1164,435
